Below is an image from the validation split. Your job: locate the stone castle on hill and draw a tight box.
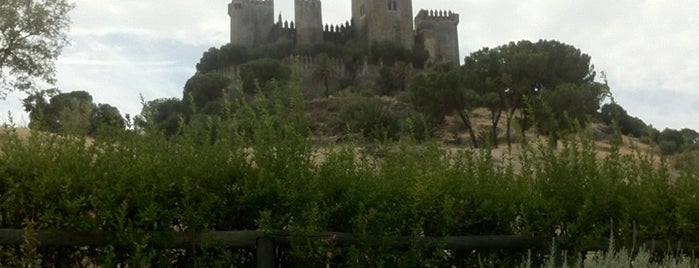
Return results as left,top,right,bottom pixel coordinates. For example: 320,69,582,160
227,0,461,65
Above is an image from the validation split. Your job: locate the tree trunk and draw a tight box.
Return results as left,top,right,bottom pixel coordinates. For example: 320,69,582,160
490,108,502,148
324,77,329,97
457,110,478,148
506,107,516,149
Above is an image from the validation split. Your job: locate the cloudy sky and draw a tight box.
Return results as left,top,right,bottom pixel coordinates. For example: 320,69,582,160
1,0,697,131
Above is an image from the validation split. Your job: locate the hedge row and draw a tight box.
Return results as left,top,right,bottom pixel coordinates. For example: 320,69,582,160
1,84,698,267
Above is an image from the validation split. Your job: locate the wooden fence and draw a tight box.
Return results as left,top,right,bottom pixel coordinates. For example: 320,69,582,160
1,229,698,267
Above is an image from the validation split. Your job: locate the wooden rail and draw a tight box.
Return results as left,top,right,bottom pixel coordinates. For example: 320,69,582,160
1,229,698,268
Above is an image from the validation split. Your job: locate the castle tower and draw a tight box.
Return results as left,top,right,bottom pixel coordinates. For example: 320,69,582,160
295,0,323,45
415,9,460,65
351,0,414,50
228,0,275,47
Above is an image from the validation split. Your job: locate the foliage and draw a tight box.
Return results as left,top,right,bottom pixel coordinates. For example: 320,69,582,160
23,90,125,137
311,53,335,97
136,98,185,136
182,72,231,112
523,240,697,268
531,82,608,145
24,90,92,134
460,40,605,148
89,103,125,137
656,128,699,155
600,103,651,138
2,71,699,266
370,40,428,68
239,58,291,95
0,0,75,94
338,97,400,141
409,63,481,147
376,62,412,95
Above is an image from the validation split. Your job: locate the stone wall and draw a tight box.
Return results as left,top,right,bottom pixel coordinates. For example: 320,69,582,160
215,56,350,98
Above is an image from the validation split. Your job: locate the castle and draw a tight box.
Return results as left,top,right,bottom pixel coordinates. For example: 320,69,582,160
227,0,461,65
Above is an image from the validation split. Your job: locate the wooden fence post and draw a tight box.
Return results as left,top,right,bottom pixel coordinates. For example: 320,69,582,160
256,237,276,268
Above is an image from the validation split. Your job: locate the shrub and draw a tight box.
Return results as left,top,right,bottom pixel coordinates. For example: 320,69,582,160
338,98,400,140
1,80,698,266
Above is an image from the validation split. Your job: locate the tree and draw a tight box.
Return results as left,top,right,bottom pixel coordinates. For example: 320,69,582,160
25,90,94,135
196,47,222,73
0,0,75,94
239,58,291,94
137,98,185,136
376,62,413,96
600,103,649,138
532,82,607,145
312,53,334,97
410,63,481,147
219,43,250,66
461,40,604,147
183,72,231,112
22,87,59,129
370,41,412,66
89,103,124,137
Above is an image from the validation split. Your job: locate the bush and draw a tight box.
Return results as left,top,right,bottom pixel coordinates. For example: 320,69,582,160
1,81,699,266
338,98,400,140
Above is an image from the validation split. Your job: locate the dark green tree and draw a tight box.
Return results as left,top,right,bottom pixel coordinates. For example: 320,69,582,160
89,103,125,137
239,58,291,94
196,47,222,73
219,43,250,66
410,63,481,147
137,98,185,136
183,72,231,112
600,103,649,138
376,61,413,96
0,0,75,94
312,53,335,97
27,90,94,135
532,82,607,145
370,41,412,66
22,88,59,130
462,40,604,147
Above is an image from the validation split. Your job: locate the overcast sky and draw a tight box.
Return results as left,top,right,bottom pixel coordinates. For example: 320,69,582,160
1,0,697,131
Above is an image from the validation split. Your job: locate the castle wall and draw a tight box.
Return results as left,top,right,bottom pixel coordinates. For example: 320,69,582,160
229,0,275,47
352,0,414,50
215,56,348,98
415,9,460,65
295,0,324,45
322,22,354,44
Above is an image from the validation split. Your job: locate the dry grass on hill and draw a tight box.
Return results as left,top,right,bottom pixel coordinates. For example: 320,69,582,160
305,96,662,162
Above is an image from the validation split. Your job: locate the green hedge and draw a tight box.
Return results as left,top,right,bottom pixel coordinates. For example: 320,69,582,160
1,83,698,267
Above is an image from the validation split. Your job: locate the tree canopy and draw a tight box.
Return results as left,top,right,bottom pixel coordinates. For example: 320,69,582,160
0,0,75,94
239,58,291,94
23,90,124,136
410,40,608,148
183,72,231,112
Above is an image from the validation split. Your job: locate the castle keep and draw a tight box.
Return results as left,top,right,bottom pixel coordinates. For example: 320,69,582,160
227,0,460,65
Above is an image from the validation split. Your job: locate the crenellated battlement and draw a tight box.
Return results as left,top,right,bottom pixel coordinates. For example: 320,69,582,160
415,9,459,23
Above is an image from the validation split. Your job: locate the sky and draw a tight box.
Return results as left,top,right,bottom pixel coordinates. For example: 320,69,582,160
1,0,697,131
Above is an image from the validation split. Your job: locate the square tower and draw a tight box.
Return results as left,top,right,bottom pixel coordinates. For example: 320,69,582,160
415,9,460,65
295,0,323,45
352,0,414,50
228,0,275,47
